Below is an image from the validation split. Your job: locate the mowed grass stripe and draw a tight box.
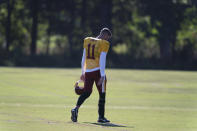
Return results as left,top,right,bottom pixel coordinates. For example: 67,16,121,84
1,103,197,112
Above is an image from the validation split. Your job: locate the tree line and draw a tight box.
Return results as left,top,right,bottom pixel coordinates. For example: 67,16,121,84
0,0,197,69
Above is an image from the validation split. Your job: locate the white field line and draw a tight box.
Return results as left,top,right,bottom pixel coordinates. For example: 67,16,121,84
0,102,197,112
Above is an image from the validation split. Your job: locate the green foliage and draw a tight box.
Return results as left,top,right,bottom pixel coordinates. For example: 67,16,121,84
112,43,128,55
127,13,160,58
112,10,159,59
112,0,160,59
176,6,197,59
176,6,197,49
0,0,197,68
2,0,31,53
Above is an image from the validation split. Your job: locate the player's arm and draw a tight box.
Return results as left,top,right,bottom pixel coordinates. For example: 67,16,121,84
98,41,109,86
98,52,107,86
100,52,107,77
80,48,86,81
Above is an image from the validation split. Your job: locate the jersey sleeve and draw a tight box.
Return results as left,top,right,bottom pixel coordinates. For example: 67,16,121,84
99,52,107,76
81,48,86,74
100,41,110,53
83,38,88,48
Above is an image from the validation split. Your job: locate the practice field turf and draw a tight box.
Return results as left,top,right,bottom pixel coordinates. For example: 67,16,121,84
0,67,197,131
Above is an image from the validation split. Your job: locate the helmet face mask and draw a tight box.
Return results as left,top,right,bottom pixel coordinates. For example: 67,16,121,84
74,80,84,95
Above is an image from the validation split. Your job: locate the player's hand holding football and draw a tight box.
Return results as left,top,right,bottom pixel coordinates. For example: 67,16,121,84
80,74,85,81
98,76,105,86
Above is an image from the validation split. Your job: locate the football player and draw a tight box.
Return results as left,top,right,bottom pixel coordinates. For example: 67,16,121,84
71,28,112,123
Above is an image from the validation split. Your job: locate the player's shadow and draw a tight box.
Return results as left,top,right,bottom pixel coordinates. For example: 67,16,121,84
83,122,134,128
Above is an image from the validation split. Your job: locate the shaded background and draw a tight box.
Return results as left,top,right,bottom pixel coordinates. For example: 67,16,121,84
0,0,197,69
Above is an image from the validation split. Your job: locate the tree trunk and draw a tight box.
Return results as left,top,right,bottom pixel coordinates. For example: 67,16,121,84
81,0,87,29
67,1,76,57
6,0,13,52
155,1,173,63
100,0,112,29
137,0,180,64
31,0,38,55
191,0,197,6
46,21,51,55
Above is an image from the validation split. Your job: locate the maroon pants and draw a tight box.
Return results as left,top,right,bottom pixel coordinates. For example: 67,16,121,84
84,70,107,93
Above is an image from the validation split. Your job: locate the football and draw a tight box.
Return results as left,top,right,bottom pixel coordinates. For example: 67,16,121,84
74,80,84,95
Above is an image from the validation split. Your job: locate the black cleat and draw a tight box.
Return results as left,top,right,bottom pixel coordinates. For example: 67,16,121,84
97,117,110,123
71,108,78,122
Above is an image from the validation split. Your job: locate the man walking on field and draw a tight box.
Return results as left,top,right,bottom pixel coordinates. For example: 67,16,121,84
71,28,112,123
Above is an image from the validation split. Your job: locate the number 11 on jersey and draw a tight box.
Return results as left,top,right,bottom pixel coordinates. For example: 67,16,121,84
87,44,95,59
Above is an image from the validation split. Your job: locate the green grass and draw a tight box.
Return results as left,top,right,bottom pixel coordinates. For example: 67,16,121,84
0,67,197,131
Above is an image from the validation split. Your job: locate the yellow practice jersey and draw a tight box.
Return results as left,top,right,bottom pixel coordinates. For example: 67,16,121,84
84,37,110,70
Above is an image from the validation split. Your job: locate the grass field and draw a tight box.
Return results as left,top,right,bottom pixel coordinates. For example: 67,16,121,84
0,67,197,131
